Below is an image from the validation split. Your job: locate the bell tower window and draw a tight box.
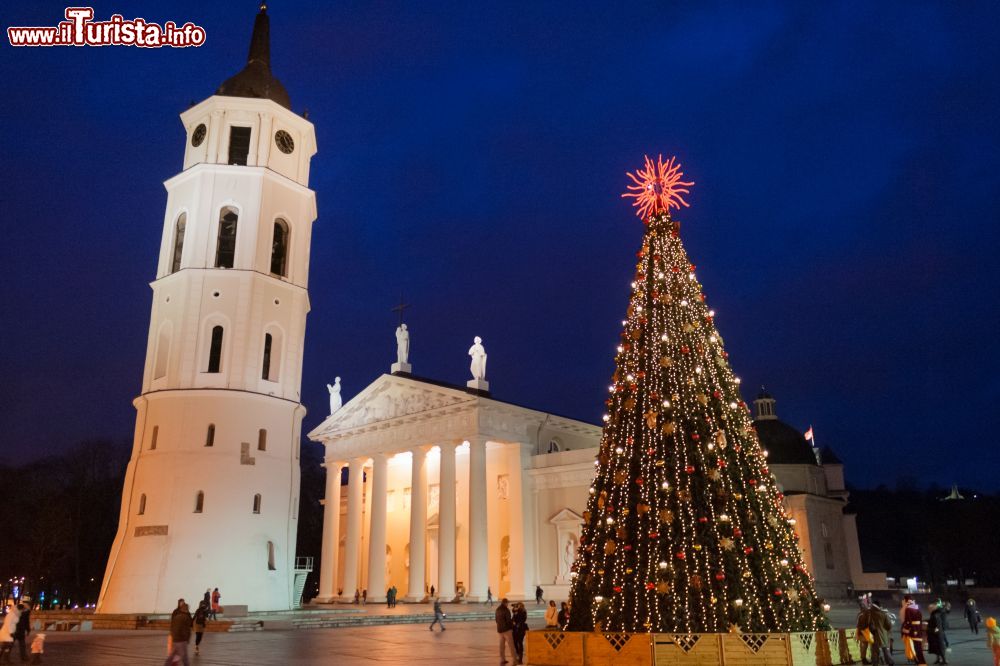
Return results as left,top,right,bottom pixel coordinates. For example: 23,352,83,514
228,126,252,166
207,326,224,373
270,219,289,277
262,333,273,380
215,208,238,268
171,213,186,273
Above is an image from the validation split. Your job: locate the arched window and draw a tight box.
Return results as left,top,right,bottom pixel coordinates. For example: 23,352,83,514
150,425,159,451
547,438,562,453
258,429,267,451
170,213,186,273
261,333,273,380
207,326,224,373
267,541,276,570
154,325,171,379
194,491,205,513
138,494,146,515
214,207,238,268
253,494,262,514
270,219,289,277
205,424,215,447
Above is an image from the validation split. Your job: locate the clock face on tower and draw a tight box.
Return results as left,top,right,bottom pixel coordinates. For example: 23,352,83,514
191,124,207,147
274,130,295,154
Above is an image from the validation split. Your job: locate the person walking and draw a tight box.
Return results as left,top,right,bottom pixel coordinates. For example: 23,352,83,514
430,585,435,598
429,598,446,632
966,599,981,634
535,586,544,605
544,600,558,628
856,595,873,665
985,617,1000,666
13,603,31,663
495,598,519,665
869,600,895,666
163,600,193,666
210,588,221,620
192,600,209,656
901,596,926,666
512,602,529,663
927,603,948,664
361,589,367,606
485,587,494,607
0,602,21,664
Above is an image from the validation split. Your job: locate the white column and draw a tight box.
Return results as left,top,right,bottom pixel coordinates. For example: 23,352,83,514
317,459,345,602
508,442,538,600
342,457,365,601
366,453,389,602
437,441,458,600
467,435,489,601
406,446,428,601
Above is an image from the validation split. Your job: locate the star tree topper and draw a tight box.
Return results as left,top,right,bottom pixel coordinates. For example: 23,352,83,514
622,154,694,220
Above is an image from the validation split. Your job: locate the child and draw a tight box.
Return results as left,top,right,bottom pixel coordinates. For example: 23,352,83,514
30,632,46,664
986,617,1000,666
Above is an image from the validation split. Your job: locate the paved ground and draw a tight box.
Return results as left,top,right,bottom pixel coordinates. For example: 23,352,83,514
29,603,999,665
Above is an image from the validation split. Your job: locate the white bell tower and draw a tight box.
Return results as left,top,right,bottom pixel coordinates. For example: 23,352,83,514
98,5,318,613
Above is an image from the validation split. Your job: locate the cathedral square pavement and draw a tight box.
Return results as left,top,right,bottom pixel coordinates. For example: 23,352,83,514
31,603,997,665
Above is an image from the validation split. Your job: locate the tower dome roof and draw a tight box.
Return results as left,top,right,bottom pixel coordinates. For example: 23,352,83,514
216,4,291,109
755,419,818,466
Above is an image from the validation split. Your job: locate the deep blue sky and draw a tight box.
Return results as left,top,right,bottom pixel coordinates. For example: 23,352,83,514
2,2,998,489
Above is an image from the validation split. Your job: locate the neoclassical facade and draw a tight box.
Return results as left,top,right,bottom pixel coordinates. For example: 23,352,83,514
309,371,885,603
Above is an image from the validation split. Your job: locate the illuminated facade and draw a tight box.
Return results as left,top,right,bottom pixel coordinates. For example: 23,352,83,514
98,7,317,613
310,379,884,603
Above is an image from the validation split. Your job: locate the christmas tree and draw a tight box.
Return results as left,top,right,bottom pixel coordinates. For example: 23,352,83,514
566,155,827,634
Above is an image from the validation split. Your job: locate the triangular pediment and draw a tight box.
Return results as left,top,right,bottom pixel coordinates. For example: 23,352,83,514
549,508,584,525
308,374,475,440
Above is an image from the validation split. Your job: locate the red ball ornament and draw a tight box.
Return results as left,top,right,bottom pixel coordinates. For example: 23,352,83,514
748,479,757,486
646,582,656,590
698,517,708,524
715,572,726,581
636,477,645,485
624,545,633,551
681,345,691,354
700,293,707,301
713,390,722,399
647,448,655,455
689,264,696,272
691,433,701,441
733,529,743,538
671,265,680,273
649,531,659,538
614,586,622,593
774,589,783,596
676,551,686,560
744,547,754,554
685,465,696,474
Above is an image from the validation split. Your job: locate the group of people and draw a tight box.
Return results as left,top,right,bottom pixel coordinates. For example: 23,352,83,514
0,601,38,663
385,585,399,607
163,588,220,666
543,599,571,630
857,594,1000,666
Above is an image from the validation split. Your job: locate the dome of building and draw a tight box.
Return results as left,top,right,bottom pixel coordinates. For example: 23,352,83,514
754,418,818,465
752,387,818,466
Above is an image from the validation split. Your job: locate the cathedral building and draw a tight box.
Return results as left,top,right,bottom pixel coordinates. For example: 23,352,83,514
309,365,886,603
98,6,316,613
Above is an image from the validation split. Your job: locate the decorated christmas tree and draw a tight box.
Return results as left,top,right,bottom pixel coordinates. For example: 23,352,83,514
566,156,827,634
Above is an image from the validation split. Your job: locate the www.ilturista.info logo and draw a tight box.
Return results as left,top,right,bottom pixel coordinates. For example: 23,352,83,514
7,7,206,48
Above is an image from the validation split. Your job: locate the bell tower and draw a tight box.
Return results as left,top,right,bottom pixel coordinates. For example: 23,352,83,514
98,5,317,613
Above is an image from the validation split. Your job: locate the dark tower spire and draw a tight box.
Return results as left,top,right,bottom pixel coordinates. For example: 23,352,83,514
216,3,291,109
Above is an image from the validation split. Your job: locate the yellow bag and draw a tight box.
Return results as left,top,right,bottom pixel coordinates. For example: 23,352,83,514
861,629,874,644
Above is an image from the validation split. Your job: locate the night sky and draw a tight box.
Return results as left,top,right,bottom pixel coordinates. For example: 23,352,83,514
2,2,998,489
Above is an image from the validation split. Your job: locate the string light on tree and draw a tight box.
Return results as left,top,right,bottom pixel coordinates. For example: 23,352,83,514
566,155,828,634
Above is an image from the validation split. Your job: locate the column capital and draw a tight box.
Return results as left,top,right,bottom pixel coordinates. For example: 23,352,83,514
322,459,347,469
437,440,460,452
410,444,432,457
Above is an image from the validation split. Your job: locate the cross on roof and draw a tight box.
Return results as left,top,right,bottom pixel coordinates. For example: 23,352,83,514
391,294,410,326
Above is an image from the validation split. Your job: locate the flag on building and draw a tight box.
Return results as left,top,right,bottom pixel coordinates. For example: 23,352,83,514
804,426,814,442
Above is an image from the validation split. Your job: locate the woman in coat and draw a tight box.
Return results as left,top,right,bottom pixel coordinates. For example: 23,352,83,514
0,603,21,663
193,600,210,655
557,602,570,629
544,600,558,628
511,602,529,663
901,598,926,666
927,603,948,664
